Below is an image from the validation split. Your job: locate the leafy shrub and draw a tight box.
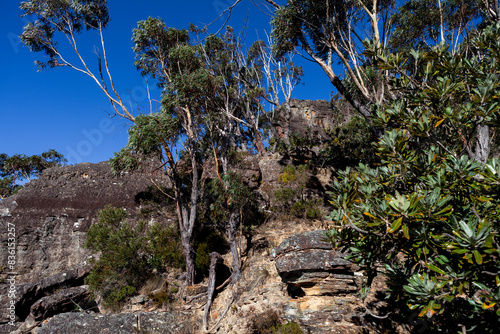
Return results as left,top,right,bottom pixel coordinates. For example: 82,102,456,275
319,115,378,168
248,309,303,334
274,165,323,219
147,223,185,272
85,205,186,309
106,285,136,307
85,205,149,310
271,130,321,158
272,322,303,334
274,165,308,212
304,198,324,219
195,242,211,274
327,29,500,333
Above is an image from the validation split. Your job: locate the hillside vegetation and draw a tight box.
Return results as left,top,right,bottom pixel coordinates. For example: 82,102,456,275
16,1,500,333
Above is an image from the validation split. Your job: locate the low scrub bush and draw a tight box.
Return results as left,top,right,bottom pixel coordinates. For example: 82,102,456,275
85,205,185,310
273,165,324,219
248,309,303,334
147,223,184,272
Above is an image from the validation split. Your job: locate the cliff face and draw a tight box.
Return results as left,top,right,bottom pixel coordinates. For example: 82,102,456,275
1,162,164,282
0,162,167,332
289,99,336,140
0,100,398,334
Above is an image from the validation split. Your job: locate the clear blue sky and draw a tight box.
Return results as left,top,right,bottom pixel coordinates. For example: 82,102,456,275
0,0,333,165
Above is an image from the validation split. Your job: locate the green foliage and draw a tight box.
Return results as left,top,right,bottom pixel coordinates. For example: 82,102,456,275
320,115,378,168
194,242,211,275
147,223,185,272
104,285,136,308
273,165,323,219
0,150,66,199
208,172,255,220
0,176,20,199
20,0,110,70
272,322,303,334
271,130,318,156
389,0,484,51
327,24,500,333
192,225,228,277
85,205,149,310
85,205,185,309
205,171,264,240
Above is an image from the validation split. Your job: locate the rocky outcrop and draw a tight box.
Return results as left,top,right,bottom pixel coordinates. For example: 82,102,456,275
273,230,366,333
0,162,168,332
289,99,335,141
15,265,91,321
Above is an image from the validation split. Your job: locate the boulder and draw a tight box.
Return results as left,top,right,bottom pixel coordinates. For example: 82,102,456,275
273,230,365,333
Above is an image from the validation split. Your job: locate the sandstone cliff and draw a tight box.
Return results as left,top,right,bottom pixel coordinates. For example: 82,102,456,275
0,100,400,334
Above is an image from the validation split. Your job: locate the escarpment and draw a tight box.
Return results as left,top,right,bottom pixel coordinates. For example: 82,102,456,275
0,100,398,334
0,161,170,333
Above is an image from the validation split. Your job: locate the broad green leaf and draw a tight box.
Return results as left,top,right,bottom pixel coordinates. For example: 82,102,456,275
402,224,410,239
388,217,403,233
473,250,483,264
427,263,446,275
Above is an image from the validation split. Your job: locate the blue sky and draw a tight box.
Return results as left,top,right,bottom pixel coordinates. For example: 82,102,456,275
0,0,333,165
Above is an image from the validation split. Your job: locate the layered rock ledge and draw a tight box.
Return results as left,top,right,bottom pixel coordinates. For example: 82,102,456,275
273,230,366,333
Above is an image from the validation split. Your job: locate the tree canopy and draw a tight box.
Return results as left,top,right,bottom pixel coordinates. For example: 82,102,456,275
0,149,66,199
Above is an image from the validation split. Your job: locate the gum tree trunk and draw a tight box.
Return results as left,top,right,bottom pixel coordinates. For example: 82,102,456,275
203,252,222,331
227,211,241,283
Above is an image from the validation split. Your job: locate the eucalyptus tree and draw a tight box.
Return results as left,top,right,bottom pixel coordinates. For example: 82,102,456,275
389,0,486,53
110,18,228,285
18,0,268,285
268,0,398,120
0,150,66,199
19,0,135,122
200,28,268,155
113,20,272,285
249,38,303,148
266,0,497,162
202,29,304,153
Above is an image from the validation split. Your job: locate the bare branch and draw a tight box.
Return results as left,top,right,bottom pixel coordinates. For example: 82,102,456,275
207,0,243,35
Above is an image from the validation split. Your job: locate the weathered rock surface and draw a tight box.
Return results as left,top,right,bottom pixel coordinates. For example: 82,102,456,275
0,162,167,331
15,265,91,321
273,230,359,282
33,311,198,334
15,285,96,334
0,162,162,285
273,230,366,333
290,99,335,141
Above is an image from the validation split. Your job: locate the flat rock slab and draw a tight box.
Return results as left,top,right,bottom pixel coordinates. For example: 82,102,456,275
273,230,357,278
36,311,196,334
273,230,333,256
